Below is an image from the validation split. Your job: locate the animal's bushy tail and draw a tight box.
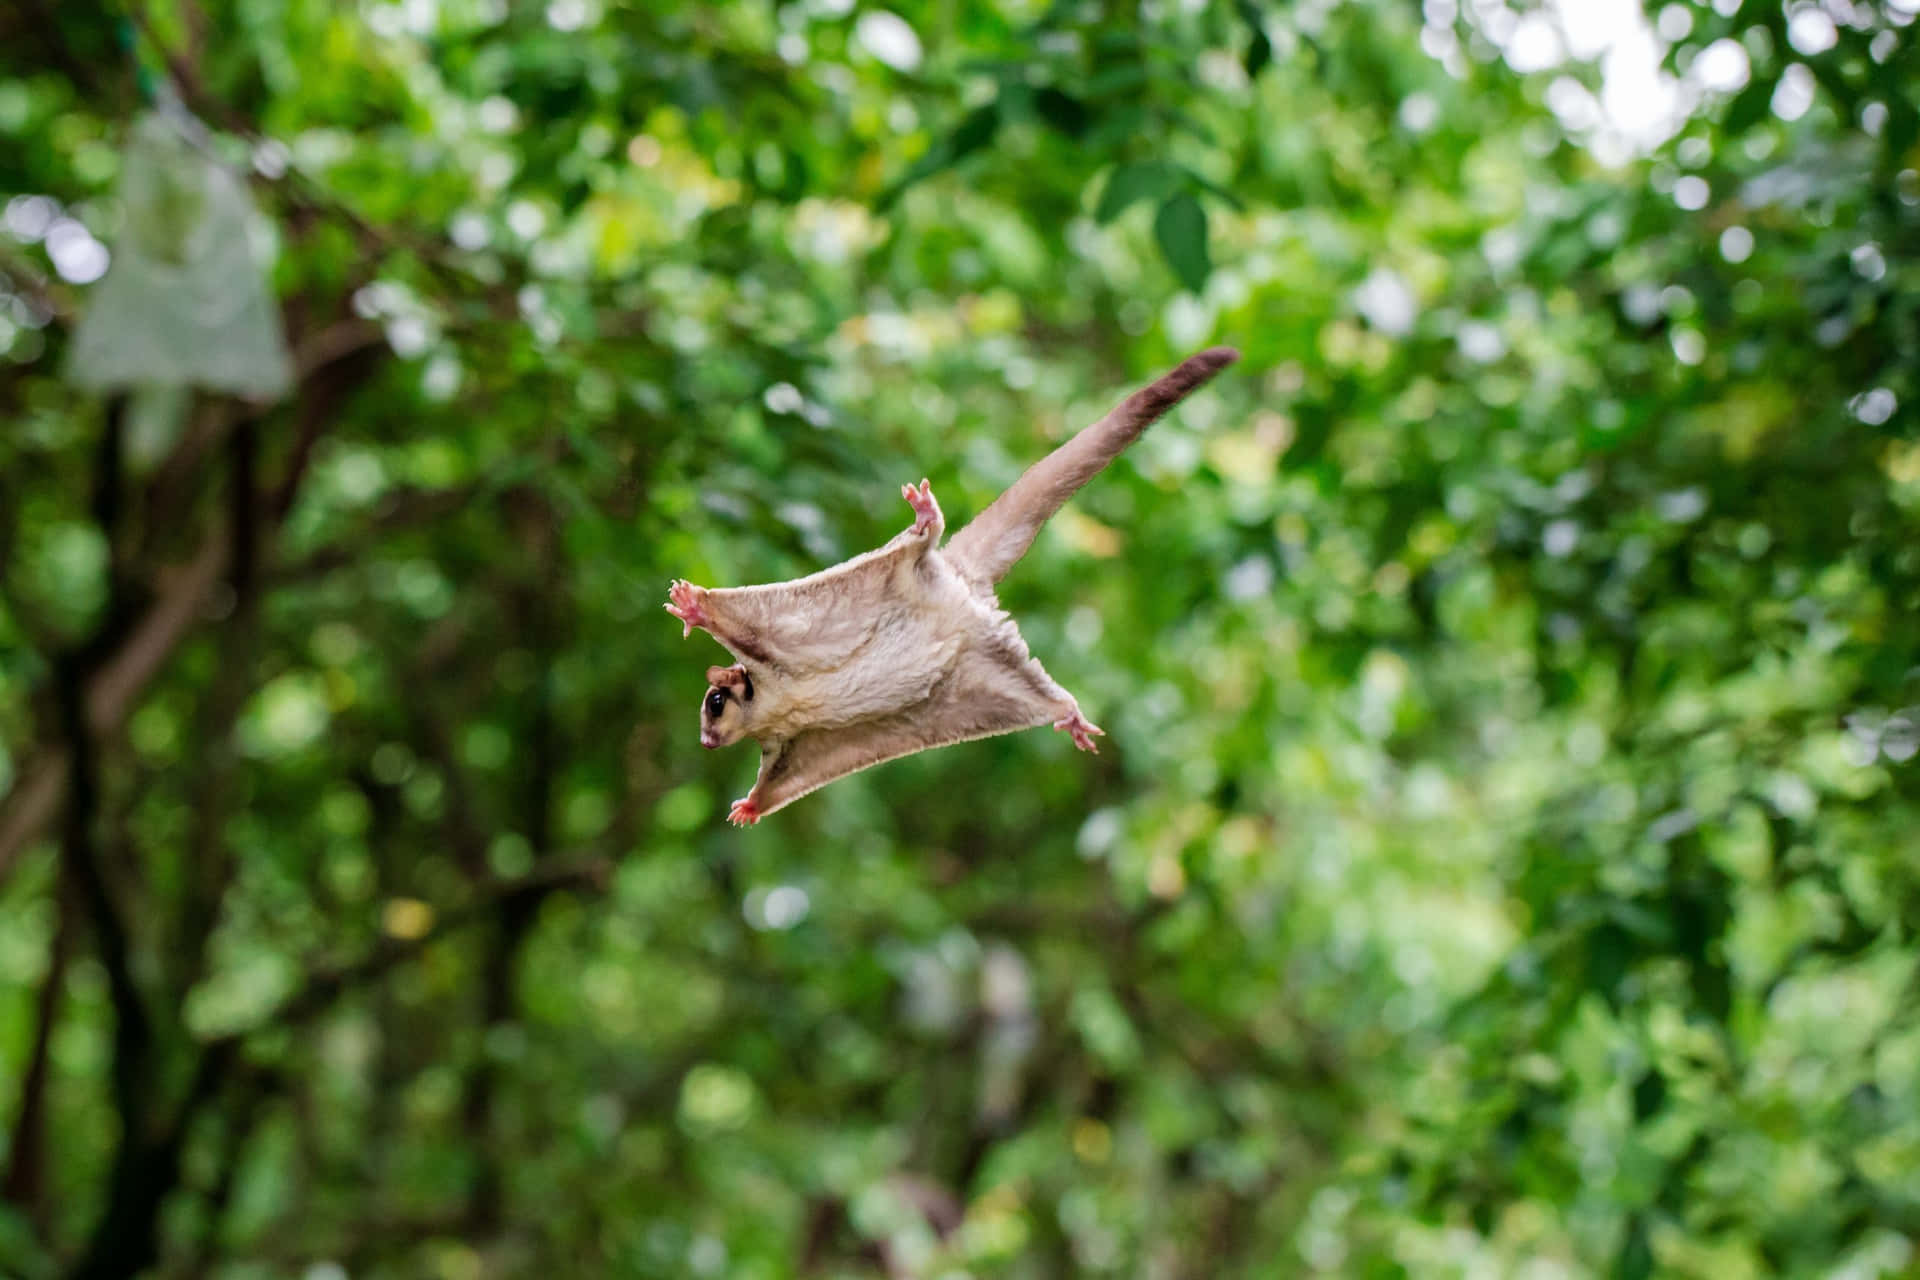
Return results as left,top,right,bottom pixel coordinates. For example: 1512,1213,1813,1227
944,345,1239,588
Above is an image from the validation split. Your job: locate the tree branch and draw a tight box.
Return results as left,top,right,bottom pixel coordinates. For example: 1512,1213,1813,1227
64,854,608,1280
0,338,387,889
53,409,154,1131
212,854,612,1051
1,879,71,1235
268,343,383,524
180,1063,280,1277
268,484,480,584
175,425,261,993
0,758,68,883
466,506,562,1231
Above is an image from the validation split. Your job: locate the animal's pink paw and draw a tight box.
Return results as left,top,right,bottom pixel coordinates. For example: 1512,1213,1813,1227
665,579,710,638
1053,710,1105,754
901,478,941,536
727,797,761,826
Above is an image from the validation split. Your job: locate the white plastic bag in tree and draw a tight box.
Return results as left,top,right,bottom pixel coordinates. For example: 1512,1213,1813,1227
66,109,293,400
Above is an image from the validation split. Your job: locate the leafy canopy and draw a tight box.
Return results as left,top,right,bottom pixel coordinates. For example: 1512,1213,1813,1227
0,1,1916,1277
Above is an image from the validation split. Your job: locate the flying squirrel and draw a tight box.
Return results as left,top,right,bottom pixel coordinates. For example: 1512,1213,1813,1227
667,344,1239,825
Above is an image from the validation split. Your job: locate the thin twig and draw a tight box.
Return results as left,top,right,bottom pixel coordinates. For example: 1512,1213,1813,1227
206,854,613,1051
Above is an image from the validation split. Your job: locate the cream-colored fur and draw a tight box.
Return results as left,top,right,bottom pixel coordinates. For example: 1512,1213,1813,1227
670,345,1239,822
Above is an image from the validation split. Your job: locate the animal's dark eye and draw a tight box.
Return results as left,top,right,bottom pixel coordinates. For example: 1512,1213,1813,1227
705,690,726,717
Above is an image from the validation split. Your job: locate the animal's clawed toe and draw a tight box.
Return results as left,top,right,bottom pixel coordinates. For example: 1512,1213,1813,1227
727,797,761,826
1053,711,1105,754
665,579,710,638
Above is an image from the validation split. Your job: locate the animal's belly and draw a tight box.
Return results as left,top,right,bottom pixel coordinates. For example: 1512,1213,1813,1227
815,614,964,726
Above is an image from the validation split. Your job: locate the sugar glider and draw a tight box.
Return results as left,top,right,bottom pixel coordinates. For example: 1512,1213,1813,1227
668,345,1239,824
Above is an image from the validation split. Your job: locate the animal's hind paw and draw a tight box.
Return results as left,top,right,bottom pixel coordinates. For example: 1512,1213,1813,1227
1053,710,1105,754
727,796,761,826
901,478,942,537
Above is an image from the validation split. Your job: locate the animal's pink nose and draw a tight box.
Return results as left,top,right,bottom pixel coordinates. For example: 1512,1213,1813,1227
701,735,717,749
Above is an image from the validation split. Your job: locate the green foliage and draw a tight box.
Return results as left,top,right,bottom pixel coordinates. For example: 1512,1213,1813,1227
1,1,1918,1278
1152,192,1211,294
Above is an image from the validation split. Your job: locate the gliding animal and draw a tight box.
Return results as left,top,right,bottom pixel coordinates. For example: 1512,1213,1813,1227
667,345,1239,824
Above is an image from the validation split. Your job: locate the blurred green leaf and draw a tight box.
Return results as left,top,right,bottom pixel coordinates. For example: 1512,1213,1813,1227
1034,87,1090,138
1153,191,1211,292
1722,74,1776,137
876,101,1000,211
1095,160,1180,223
1238,0,1272,79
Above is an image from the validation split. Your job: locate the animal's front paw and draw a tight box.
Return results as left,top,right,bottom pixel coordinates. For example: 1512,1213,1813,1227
727,796,761,826
665,579,711,638
1053,710,1105,754
901,478,942,537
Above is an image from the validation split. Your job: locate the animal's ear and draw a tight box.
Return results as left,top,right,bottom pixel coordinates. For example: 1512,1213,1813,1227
707,664,746,688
